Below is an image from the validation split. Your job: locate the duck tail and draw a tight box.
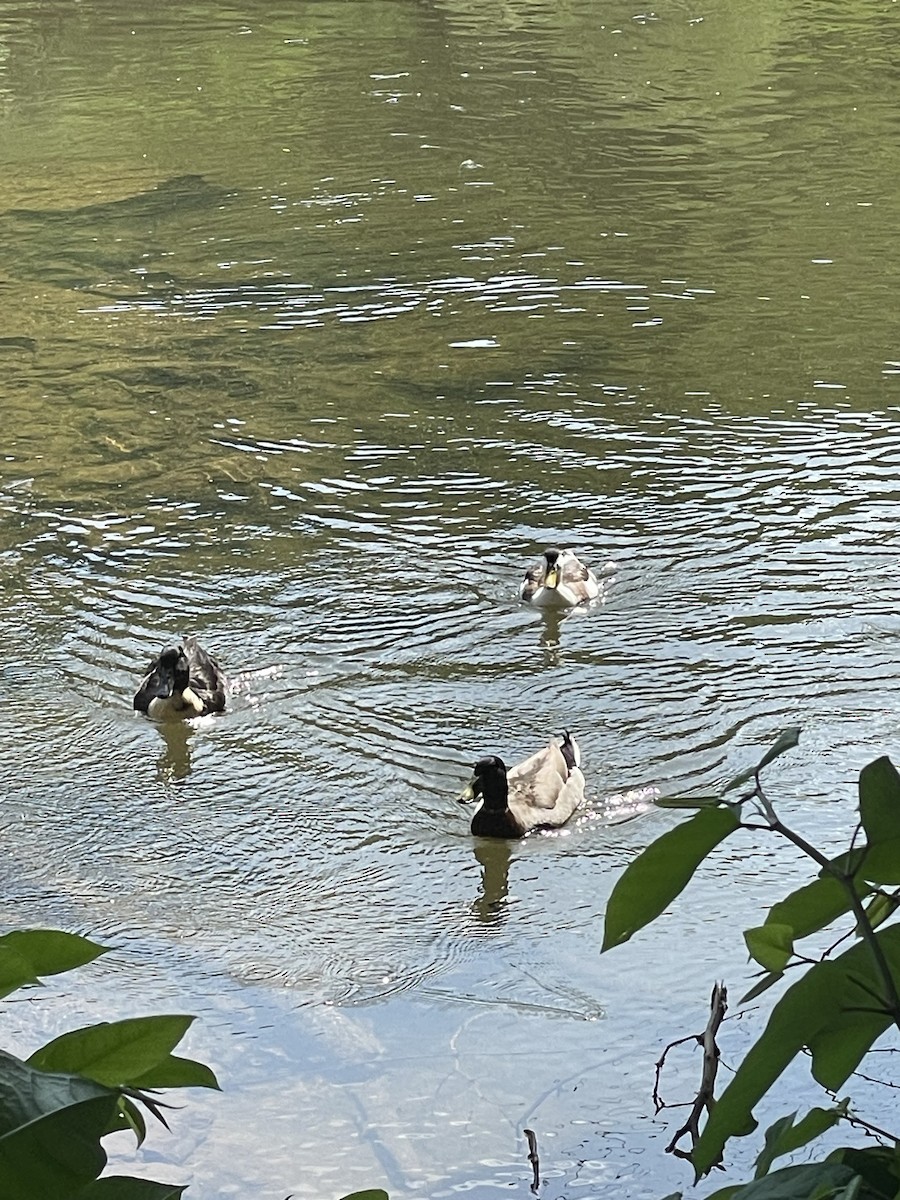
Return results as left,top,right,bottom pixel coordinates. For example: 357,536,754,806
558,730,580,771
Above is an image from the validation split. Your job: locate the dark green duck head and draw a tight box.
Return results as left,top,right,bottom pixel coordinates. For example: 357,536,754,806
460,756,527,839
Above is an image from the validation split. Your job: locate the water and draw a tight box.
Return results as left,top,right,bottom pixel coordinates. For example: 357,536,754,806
2,1,900,1196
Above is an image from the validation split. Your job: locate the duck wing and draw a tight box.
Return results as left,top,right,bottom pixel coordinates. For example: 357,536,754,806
558,554,600,603
507,736,584,830
519,559,546,602
183,636,227,713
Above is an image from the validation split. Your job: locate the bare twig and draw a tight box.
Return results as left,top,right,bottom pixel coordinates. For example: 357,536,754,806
654,1032,706,1112
524,1127,540,1193
664,982,728,1161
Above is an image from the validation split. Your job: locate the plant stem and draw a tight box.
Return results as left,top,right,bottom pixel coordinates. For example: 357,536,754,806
750,783,900,1032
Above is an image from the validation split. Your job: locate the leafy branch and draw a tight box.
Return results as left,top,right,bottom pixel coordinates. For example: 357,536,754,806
602,730,900,1194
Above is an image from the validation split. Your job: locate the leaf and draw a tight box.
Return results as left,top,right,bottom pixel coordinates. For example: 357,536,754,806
337,1193,390,1200
129,1054,219,1091
831,1180,864,1200
740,971,784,1005
116,1096,147,1147
654,794,724,809
79,1178,188,1199
745,925,794,973
0,1049,116,1138
858,757,900,846
767,875,864,941
0,1093,117,1200
602,806,740,951
860,892,900,933
27,1016,195,1088
0,931,108,1000
755,728,802,775
754,1104,847,1179
723,729,801,795
705,1162,858,1199
691,927,900,1177
855,837,900,886
828,1145,900,1199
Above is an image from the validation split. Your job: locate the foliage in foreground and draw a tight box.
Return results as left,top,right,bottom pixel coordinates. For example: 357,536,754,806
0,928,218,1199
603,729,900,1199
0,927,390,1200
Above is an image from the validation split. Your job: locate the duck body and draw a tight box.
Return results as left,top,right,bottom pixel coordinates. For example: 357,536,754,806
520,547,600,607
461,731,584,838
134,635,227,720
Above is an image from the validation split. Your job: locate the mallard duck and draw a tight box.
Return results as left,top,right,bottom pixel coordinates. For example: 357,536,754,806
133,635,227,720
520,547,600,607
459,731,585,838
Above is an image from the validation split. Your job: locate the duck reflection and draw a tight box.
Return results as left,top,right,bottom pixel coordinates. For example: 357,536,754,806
536,607,565,666
470,838,514,925
153,719,194,784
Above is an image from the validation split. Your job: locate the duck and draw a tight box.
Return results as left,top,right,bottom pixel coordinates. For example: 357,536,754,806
133,635,227,720
459,731,585,838
520,547,600,607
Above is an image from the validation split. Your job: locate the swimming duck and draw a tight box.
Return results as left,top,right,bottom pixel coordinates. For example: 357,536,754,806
133,636,227,720
460,731,585,838
520,547,600,607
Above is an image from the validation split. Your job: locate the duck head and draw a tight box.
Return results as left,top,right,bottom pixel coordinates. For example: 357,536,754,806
542,547,562,590
146,646,191,704
460,755,509,811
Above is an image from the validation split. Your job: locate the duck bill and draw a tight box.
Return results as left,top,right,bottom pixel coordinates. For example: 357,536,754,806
459,777,481,804
545,566,559,589
148,667,176,701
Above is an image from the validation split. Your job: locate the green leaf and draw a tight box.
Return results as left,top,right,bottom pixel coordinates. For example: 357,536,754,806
337,1193,390,1200
129,1054,219,1091
860,891,900,933
707,1162,858,1199
767,874,864,941
855,837,900,885
724,729,801,795
754,1104,847,1179
602,807,740,951
79,1178,188,1199
739,971,784,1005
0,931,108,1000
0,1092,117,1200
832,1180,864,1200
755,727,802,775
745,925,794,973
116,1096,147,1147
27,1016,195,1087
858,757,900,846
828,1145,900,1199
655,794,724,809
0,1049,116,1138
692,927,900,1177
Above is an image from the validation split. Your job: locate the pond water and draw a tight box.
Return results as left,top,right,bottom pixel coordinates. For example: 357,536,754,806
3,1,900,1196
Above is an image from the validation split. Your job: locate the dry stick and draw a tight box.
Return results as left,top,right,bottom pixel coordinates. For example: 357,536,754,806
653,1030,707,1112
665,982,728,1161
524,1127,540,1193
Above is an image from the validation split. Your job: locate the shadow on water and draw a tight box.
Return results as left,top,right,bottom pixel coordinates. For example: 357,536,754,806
0,175,234,292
